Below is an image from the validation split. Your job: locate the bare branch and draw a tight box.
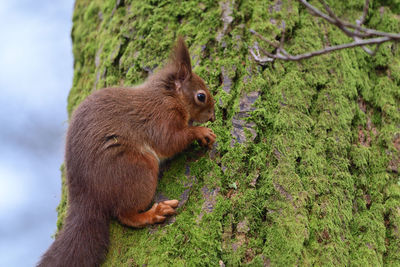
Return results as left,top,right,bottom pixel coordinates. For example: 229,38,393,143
251,33,391,63
300,0,400,39
250,0,400,63
318,0,360,38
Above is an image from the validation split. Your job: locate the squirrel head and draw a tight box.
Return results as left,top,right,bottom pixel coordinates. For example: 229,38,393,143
169,37,215,124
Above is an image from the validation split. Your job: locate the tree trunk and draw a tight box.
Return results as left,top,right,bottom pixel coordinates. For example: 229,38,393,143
57,0,400,265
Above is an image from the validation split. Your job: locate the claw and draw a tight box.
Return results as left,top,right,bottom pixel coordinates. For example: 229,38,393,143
162,199,179,208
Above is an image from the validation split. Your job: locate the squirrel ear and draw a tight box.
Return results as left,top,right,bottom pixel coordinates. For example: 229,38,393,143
173,36,192,81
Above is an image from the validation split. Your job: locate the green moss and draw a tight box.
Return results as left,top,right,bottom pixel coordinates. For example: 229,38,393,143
55,0,400,265
55,164,68,233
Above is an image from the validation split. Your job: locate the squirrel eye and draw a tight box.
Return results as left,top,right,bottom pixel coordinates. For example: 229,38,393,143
197,93,206,102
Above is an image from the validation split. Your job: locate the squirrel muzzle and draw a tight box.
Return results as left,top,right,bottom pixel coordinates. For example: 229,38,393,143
209,110,216,122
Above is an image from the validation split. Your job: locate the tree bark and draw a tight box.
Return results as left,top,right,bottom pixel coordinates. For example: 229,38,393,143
57,0,400,265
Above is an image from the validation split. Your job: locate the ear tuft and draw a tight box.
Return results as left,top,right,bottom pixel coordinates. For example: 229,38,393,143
173,36,192,81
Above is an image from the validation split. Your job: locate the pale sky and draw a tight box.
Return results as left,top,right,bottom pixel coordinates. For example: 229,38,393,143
0,1,74,266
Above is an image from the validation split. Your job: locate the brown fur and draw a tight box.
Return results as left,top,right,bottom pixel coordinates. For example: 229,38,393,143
38,37,216,267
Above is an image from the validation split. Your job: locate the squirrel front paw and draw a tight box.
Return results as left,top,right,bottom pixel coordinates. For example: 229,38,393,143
150,200,179,224
194,127,216,148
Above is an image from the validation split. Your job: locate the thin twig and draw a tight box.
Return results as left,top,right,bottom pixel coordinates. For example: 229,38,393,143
250,0,400,63
249,42,274,64
358,0,370,25
354,0,374,55
320,0,375,54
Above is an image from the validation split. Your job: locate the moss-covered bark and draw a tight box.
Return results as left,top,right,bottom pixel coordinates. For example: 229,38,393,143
58,0,400,265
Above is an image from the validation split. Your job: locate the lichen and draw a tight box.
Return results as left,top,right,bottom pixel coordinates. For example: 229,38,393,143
56,0,400,265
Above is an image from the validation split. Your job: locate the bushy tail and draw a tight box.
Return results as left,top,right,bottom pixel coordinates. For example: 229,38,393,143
38,203,110,267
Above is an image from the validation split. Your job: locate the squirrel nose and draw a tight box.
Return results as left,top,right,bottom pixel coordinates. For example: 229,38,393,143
209,111,216,122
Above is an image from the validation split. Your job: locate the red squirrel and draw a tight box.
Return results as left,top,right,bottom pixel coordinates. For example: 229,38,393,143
38,37,216,267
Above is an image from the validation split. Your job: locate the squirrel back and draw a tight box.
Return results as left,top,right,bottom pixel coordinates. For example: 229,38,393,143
38,37,216,267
